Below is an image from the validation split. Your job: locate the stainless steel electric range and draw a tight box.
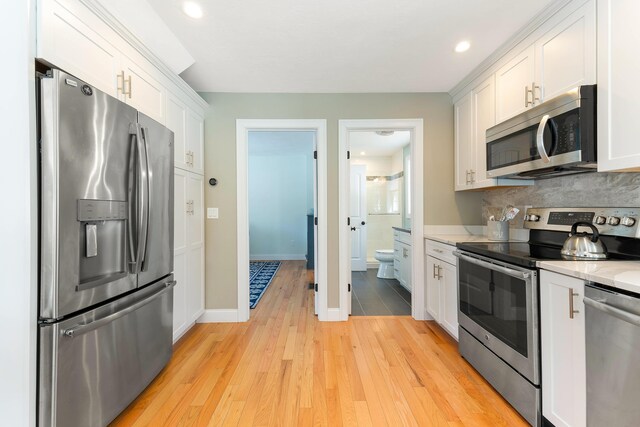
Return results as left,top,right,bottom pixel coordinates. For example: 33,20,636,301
454,207,640,426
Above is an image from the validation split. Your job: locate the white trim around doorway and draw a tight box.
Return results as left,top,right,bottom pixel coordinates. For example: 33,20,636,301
338,119,425,321
236,119,328,322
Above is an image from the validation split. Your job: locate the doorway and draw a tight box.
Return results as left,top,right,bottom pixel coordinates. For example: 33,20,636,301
338,119,425,321
236,120,328,322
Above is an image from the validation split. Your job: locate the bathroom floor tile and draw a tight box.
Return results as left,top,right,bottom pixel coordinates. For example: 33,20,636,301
350,269,411,316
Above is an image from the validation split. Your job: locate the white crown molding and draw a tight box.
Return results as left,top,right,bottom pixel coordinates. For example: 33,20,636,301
449,0,575,99
79,0,208,110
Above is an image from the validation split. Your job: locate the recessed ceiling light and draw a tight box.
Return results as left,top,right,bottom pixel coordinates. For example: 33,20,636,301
455,40,471,53
360,151,366,155
182,1,203,19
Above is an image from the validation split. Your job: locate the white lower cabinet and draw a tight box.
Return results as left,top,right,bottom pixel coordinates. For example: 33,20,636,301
173,169,204,342
540,270,586,427
425,240,458,340
393,231,412,292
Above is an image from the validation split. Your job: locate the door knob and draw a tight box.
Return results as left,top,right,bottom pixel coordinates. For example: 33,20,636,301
361,221,366,225
350,227,356,231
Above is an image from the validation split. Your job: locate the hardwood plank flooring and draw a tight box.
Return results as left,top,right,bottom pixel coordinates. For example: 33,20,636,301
110,261,527,427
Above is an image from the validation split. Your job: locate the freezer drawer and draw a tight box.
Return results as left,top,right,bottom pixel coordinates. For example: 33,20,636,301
38,277,175,427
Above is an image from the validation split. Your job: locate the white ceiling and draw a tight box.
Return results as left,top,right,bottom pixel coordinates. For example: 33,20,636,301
350,131,410,157
149,0,555,93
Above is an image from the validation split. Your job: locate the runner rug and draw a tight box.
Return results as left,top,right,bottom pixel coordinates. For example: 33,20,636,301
249,261,281,309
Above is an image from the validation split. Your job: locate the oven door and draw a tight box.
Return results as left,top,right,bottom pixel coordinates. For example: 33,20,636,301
455,251,539,385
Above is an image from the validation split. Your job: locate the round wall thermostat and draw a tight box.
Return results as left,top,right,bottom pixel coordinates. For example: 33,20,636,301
209,178,218,186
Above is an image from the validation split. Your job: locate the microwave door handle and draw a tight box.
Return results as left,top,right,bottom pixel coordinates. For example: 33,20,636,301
127,128,138,273
453,251,531,281
536,114,551,163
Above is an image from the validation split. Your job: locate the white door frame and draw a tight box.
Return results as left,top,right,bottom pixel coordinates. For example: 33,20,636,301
338,119,425,321
236,119,328,322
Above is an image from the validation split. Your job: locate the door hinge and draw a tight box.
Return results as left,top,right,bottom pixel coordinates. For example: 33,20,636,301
313,150,317,159
314,283,318,292
314,217,318,226
347,150,350,159
348,283,351,292
347,217,351,226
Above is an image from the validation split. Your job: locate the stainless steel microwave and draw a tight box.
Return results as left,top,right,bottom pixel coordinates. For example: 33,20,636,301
486,85,596,179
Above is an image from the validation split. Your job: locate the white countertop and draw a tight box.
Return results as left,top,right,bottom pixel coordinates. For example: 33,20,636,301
538,260,640,295
424,234,498,245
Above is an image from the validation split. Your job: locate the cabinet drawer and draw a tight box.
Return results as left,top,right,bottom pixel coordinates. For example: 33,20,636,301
425,239,457,265
394,230,411,245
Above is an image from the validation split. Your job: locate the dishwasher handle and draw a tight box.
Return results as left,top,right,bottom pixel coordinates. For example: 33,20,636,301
63,280,176,338
584,295,640,327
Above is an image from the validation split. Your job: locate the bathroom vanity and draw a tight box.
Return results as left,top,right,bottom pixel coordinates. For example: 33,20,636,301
393,228,412,292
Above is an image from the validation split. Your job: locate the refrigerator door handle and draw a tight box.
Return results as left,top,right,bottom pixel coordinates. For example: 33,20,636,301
135,124,149,274
140,126,151,271
62,280,176,338
127,129,138,272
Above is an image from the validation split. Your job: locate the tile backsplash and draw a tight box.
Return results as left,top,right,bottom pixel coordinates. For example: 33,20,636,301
482,172,640,220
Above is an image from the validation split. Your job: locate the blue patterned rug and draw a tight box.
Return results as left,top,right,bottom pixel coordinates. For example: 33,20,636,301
249,261,281,309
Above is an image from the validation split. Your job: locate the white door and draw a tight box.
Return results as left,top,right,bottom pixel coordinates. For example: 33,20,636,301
350,164,367,272
172,168,188,341
454,92,474,191
186,173,204,324
425,256,440,320
440,262,459,340
472,75,497,188
313,144,319,315
121,58,165,124
496,45,536,122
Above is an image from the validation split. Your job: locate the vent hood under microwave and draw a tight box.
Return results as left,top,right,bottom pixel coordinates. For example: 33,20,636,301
485,85,596,180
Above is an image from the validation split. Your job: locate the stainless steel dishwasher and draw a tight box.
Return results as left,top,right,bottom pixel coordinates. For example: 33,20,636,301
584,284,640,427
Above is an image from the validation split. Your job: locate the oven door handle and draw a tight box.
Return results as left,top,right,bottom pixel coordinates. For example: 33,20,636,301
453,251,532,280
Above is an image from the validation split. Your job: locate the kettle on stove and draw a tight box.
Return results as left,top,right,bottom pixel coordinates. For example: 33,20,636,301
561,221,608,260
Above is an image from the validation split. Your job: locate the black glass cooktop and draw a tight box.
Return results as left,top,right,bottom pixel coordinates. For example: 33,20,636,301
456,241,564,268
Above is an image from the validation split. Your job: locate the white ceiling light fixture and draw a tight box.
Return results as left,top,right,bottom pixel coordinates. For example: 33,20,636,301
455,40,471,53
360,151,366,155
182,1,203,19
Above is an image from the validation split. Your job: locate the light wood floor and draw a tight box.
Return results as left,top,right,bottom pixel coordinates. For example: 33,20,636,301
111,261,528,426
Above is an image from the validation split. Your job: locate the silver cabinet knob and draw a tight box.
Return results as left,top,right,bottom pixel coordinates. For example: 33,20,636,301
621,217,636,227
595,216,607,225
608,216,621,226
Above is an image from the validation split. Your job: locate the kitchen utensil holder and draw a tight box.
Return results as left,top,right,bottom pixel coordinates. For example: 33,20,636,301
488,220,509,241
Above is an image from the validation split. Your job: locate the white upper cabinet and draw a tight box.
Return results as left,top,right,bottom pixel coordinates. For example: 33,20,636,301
597,0,640,172
471,75,496,188
495,45,536,123
166,91,205,175
186,111,205,175
120,57,165,124
454,92,474,191
535,0,596,102
166,95,188,170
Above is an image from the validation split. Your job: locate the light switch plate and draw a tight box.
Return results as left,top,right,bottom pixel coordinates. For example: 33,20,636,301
207,207,219,219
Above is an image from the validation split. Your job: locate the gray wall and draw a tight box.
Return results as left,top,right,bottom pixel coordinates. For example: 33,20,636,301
483,172,640,217
201,93,484,310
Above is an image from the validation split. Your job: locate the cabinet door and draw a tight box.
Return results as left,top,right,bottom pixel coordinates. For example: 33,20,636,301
536,0,596,102
173,168,188,341
454,92,474,191
440,262,459,340
400,244,412,292
425,256,440,320
37,0,120,97
121,58,165,124
540,270,586,427
186,111,205,175
597,0,640,172
186,173,205,323
166,94,188,170
471,75,497,189
495,45,536,122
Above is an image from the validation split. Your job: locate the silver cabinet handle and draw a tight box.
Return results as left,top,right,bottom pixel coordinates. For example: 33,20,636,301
433,264,438,279
470,170,475,183
569,288,579,319
125,74,132,98
433,248,443,254
437,265,443,280
117,70,125,95
465,170,470,185
525,85,531,107
584,296,640,327
531,81,540,104
63,281,176,338
536,114,551,163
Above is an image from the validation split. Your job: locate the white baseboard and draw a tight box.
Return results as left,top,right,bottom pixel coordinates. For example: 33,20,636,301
326,308,341,321
172,320,195,343
366,261,379,269
197,309,241,323
250,254,306,261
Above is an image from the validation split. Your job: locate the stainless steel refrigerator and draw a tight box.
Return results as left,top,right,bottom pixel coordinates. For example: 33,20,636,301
37,69,175,427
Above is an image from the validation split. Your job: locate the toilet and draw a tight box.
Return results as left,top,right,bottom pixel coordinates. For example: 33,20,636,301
375,249,395,279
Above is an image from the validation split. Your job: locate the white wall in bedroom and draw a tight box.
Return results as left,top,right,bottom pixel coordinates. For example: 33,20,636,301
0,0,37,425
248,131,315,261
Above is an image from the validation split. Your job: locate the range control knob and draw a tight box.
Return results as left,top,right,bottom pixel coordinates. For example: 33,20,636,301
608,216,621,226
524,215,530,221
529,214,540,222
594,216,607,225
621,217,636,227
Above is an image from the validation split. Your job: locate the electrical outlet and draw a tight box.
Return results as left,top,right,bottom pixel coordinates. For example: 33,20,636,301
207,207,219,219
